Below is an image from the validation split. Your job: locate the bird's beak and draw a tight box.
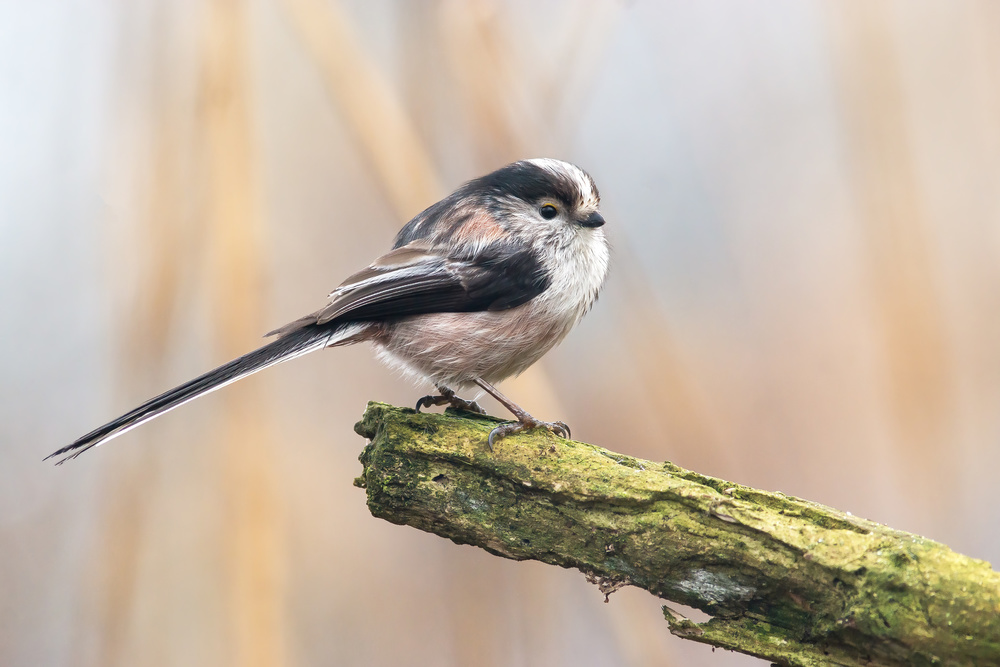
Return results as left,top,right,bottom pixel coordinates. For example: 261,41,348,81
578,211,605,228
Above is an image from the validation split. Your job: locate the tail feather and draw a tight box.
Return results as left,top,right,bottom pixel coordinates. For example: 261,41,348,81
48,324,348,465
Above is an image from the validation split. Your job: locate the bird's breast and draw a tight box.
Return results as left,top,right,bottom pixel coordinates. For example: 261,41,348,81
372,229,609,388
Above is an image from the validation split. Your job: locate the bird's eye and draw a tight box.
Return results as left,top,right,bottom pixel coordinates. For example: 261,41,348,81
539,204,558,219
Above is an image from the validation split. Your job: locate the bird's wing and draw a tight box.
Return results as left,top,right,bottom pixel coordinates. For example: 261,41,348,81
321,239,551,321
267,240,550,337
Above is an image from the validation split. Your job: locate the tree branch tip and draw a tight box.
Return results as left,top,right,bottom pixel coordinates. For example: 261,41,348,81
355,402,1000,666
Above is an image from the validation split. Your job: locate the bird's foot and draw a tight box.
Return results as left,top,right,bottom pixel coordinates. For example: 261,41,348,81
415,386,486,415
487,417,571,451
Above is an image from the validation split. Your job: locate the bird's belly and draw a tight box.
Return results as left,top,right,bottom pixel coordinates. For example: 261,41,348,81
372,305,576,388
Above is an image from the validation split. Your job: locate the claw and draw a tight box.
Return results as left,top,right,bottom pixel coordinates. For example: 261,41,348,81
471,378,570,453
415,394,447,412
487,423,511,451
486,418,572,451
451,398,486,414
415,387,486,415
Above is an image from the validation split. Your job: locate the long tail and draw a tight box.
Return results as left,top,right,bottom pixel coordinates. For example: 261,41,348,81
47,324,355,465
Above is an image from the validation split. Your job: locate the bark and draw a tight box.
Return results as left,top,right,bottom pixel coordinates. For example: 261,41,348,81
353,402,1000,666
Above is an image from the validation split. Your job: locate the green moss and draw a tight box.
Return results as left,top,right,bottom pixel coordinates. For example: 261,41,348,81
355,403,1000,666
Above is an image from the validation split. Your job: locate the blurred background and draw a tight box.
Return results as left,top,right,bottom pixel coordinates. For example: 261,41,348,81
2,1,999,665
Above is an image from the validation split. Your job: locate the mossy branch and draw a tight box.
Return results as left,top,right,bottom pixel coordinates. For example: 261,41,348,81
353,402,1000,667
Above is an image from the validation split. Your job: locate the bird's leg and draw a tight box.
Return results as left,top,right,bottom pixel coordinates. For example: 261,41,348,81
473,378,571,450
415,385,486,415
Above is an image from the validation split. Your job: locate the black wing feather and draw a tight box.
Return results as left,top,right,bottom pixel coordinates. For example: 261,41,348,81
316,241,549,324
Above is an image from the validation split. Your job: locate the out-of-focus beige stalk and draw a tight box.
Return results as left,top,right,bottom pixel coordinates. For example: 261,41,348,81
281,0,445,217
200,1,287,666
84,14,194,667
828,2,954,522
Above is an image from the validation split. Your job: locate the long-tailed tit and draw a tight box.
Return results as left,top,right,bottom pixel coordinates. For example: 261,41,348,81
48,158,610,464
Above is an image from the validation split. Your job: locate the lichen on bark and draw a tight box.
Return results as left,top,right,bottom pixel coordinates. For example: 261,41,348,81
353,402,1000,666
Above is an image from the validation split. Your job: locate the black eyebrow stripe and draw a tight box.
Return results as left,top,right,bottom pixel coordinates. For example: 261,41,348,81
392,161,592,248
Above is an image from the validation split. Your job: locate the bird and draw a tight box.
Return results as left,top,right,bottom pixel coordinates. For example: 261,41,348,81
47,158,610,464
